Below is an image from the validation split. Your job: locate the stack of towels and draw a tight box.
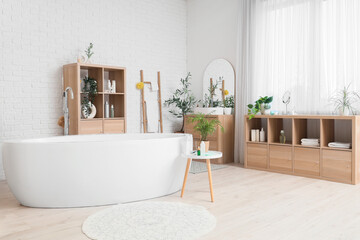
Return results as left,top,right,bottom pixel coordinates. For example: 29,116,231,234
301,138,320,147
328,142,351,149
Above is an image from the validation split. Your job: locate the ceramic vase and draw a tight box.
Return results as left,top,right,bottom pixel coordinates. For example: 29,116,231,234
339,107,350,116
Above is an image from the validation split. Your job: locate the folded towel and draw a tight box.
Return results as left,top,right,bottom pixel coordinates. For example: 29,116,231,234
301,142,320,147
328,142,351,149
301,138,319,143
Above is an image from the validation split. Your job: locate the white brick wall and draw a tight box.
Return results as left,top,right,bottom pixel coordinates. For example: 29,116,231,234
0,0,187,180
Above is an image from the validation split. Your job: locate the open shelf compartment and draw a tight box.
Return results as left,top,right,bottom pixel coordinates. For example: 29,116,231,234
104,68,125,94
245,117,268,143
80,66,103,92
104,94,125,118
321,119,352,150
293,119,320,147
80,93,104,119
268,118,292,145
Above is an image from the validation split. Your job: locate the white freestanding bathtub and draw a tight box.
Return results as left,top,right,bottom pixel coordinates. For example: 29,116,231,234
2,133,192,208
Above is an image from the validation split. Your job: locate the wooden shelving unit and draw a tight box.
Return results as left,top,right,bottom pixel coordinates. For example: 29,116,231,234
244,115,360,184
63,63,126,135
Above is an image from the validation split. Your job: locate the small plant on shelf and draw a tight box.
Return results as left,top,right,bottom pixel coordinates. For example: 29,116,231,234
81,76,98,118
164,72,199,132
188,113,224,151
85,43,94,63
247,96,273,119
330,84,360,116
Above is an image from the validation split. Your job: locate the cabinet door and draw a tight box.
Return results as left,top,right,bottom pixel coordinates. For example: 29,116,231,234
247,143,267,169
322,149,351,183
294,147,320,176
269,145,292,172
79,120,103,134
104,120,125,133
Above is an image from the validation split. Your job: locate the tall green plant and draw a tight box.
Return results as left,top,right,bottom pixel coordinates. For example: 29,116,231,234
164,73,199,132
188,114,224,141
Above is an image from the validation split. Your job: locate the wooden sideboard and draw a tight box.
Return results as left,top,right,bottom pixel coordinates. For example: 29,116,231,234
244,115,360,184
185,115,234,164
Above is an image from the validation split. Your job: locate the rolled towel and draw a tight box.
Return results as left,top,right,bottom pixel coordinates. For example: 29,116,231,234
328,142,351,149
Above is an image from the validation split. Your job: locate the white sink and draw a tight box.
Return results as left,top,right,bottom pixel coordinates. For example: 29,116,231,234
193,107,224,115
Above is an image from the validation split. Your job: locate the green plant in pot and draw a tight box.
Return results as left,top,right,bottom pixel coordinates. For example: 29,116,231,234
81,76,98,119
247,96,273,119
223,95,234,115
330,84,360,116
164,72,199,132
188,113,224,152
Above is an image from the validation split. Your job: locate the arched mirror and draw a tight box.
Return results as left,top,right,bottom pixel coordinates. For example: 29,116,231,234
202,59,235,105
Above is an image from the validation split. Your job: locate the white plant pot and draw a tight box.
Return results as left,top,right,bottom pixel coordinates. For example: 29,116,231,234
339,107,350,116
223,108,233,115
260,104,265,115
193,107,223,115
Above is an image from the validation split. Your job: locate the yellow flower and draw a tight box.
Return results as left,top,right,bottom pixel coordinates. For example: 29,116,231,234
224,90,229,96
136,82,144,90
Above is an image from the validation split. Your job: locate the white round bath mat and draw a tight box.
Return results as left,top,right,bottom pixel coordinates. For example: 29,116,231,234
82,201,216,240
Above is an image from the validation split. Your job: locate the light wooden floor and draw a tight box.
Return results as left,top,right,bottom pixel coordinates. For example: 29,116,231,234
2,165,360,240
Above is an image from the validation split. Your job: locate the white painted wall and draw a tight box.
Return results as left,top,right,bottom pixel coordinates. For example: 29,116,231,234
187,0,239,99
0,0,187,180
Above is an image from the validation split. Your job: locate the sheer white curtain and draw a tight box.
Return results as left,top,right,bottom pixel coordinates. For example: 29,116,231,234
235,0,360,163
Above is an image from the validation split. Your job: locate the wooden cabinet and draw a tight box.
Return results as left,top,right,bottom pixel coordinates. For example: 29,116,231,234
63,63,126,135
322,149,352,183
269,145,292,172
185,115,234,164
294,147,320,176
246,143,267,168
245,115,359,184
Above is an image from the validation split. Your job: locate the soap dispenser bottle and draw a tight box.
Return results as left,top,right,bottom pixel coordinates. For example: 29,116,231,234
279,130,286,144
200,141,205,156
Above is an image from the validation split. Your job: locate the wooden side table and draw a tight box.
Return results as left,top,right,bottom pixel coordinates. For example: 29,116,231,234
180,151,223,202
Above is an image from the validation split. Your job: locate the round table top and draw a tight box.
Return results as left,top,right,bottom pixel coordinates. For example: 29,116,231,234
186,151,223,160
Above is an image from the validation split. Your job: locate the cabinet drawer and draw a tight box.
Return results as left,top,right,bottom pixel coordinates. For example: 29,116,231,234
104,120,125,133
247,143,267,169
322,149,351,182
294,147,320,176
269,145,292,172
79,120,103,134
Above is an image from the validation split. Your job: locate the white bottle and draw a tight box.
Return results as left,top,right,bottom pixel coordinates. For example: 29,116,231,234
260,128,265,142
105,101,109,118
111,80,116,93
200,141,206,156
107,80,112,93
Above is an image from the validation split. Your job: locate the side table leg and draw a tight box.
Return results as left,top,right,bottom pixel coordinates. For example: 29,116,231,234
206,159,214,202
181,158,192,198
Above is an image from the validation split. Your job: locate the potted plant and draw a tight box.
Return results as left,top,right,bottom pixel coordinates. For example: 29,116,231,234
223,95,234,115
164,73,199,132
81,76,98,119
188,113,224,152
247,96,273,119
330,84,360,116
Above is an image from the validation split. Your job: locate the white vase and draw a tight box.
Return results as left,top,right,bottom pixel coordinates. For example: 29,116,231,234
339,107,350,116
260,104,265,115
223,108,232,115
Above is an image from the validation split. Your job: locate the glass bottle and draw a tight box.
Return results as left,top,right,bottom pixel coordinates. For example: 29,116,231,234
110,104,115,118
279,130,286,144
